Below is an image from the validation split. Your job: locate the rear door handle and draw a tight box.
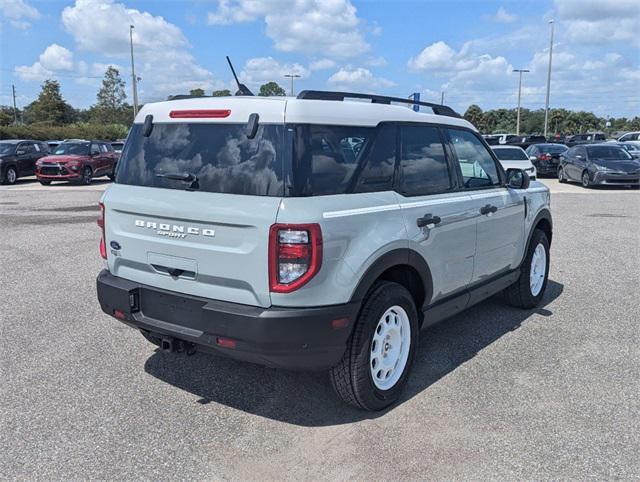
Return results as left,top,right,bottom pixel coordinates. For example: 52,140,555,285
480,204,498,215
416,214,441,228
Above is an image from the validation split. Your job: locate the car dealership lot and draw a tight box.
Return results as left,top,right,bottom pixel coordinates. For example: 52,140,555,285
1,179,639,479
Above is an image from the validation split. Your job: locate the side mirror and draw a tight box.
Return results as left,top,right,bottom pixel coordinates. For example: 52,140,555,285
507,169,530,190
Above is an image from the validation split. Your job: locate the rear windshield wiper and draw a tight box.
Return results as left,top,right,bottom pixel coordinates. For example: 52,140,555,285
156,172,199,190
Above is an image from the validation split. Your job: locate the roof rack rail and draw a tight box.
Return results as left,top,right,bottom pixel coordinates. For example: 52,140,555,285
166,94,210,101
296,90,461,118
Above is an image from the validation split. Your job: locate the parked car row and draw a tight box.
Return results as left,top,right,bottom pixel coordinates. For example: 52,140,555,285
490,141,640,188
0,139,123,185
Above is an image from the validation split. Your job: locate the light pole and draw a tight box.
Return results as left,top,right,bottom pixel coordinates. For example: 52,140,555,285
543,19,554,137
440,91,445,105
129,25,139,117
513,69,529,135
284,73,301,96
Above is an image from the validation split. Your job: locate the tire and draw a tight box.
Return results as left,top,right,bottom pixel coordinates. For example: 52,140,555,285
504,229,550,309
330,281,419,411
558,166,567,183
2,166,17,185
39,180,51,186
581,171,591,188
80,166,93,185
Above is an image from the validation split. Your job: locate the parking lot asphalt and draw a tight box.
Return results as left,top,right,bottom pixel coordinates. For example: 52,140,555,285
1,178,639,480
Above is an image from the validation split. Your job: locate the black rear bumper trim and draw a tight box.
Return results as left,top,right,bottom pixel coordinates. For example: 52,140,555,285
96,270,360,370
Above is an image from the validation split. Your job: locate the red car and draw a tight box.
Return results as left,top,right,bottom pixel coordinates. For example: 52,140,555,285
36,140,118,185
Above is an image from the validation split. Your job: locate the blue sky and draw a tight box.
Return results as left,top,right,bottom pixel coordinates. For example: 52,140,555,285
1,0,639,117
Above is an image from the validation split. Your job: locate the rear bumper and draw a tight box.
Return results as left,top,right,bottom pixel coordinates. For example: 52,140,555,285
535,164,559,176
96,270,360,370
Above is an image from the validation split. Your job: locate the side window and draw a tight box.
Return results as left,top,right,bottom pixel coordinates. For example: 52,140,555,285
90,144,101,155
100,144,108,153
398,125,451,196
577,146,586,158
33,143,40,152
565,147,575,159
292,125,375,196
448,128,501,188
354,124,396,193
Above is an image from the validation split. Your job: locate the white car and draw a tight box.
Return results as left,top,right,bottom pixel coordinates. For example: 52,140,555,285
491,145,537,179
617,131,640,148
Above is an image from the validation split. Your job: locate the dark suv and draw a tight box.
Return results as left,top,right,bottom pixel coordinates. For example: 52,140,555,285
35,140,118,185
565,133,606,147
0,139,50,184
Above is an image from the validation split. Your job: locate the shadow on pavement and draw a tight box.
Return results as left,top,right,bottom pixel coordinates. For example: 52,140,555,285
144,279,564,427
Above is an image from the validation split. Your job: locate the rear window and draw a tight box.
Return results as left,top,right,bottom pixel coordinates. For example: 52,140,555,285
540,144,568,153
116,123,285,196
493,148,528,161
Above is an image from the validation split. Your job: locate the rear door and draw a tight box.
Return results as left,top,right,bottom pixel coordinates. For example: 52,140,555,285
446,128,525,282
104,121,286,308
396,124,476,302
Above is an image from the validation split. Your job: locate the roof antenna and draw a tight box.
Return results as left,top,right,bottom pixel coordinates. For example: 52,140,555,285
226,56,254,96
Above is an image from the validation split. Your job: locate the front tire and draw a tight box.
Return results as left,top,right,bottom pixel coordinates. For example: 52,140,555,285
79,166,93,185
2,166,17,185
39,180,51,186
504,229,550,309
581,171,591,188
330,281,418,411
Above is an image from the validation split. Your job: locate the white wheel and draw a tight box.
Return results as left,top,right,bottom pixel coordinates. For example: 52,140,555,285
369,305,411,390
530,243,547,296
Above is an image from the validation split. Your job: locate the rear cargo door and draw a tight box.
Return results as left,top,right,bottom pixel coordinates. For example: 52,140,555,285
104,184,280,307
102,113,287,308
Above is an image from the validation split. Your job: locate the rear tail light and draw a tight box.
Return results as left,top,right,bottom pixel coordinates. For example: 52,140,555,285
269,224,322,293
538,154,552,161
97,202,106,259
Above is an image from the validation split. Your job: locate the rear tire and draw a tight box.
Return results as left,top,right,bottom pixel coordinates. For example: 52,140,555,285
107,164,116,181
2,166,17,185
558,166,567,183
330,281,418,411
39,180,51,186
581,171,591,188
504,229,550,309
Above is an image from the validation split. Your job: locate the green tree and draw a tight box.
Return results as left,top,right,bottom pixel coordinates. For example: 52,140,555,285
27,80,72,124
463,104,484,130
91,67,131,125
630,117,640,130
189,88,206,97
212,89,231,97
0,106,20,126
258,81,286,97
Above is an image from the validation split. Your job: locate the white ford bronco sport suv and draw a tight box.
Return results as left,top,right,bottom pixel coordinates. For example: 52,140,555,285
96,90,552,411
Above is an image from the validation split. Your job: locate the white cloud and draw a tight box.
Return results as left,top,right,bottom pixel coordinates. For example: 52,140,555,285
485,6,517,23
408,41,482,73
0,0,40,28
39,44,75,71
15,44,75,81
59,0,220,101
206,0,370,59
327,67,395,91
554,0,640,45
365,56,387,67
309,59,336,71
240,57,310,88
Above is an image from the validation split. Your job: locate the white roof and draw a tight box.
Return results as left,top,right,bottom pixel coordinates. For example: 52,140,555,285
135,95,475,130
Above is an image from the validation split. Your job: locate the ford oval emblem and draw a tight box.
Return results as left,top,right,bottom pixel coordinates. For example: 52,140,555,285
110,241,121,250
